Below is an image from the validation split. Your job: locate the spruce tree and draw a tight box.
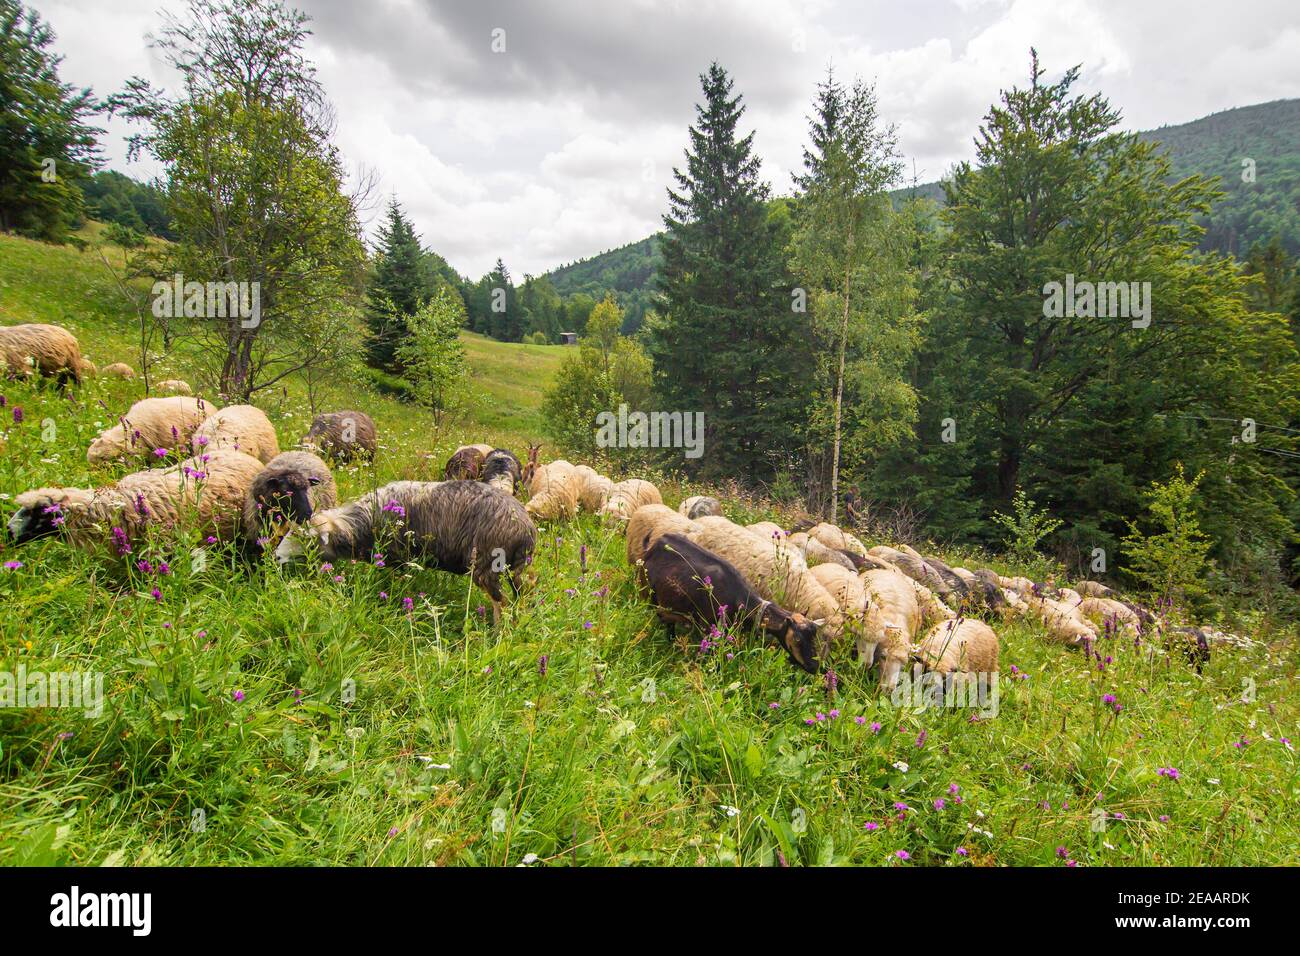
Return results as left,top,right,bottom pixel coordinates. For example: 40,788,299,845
0,0,101,241
650,62,810,481
365,197,427,372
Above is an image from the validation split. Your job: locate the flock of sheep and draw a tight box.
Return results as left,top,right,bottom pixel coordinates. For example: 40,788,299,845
3,320,1232,689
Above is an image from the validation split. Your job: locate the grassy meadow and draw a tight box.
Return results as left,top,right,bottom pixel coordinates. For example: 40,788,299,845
0,228,1297,866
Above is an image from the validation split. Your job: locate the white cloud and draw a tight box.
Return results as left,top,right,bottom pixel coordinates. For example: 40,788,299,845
30,0,1300,276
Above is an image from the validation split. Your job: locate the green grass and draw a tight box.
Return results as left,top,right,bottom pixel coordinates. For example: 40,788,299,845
0,228,1297,866
460,331,566,440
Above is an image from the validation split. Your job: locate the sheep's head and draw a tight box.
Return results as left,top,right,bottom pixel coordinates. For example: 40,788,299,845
254,471,320,526
876,625,910,693
87,430,128,465
274,527,310,565
8,488,89,544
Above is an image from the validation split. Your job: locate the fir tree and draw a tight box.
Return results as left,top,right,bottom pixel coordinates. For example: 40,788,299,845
650,62,810,481
365,197,427,372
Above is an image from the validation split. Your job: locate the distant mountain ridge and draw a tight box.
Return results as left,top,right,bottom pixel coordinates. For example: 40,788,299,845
546,98,1300,301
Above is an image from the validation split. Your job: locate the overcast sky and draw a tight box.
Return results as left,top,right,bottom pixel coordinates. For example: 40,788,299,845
34,0,1300,277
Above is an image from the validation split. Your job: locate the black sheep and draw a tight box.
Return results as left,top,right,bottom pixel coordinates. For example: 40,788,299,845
642,532,823,673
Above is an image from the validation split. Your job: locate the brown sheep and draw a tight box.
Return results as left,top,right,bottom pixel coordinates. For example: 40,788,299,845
0,323,87,385
302,410,377,462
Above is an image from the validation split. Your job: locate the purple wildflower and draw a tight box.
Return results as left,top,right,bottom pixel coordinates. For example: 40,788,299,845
232,690,244,703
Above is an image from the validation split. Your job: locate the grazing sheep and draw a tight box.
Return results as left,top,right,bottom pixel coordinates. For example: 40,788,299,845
643,532,823,673
625,503,698,568
998,588,1031,619
154,379,193,396
951,565,1007,613
302,410,377,462
810,562,867,617
101,362,136,379
481,448,522,495
687,516,842,654
788,532,858,572
80,359,97,378
525,459,580,521
916,552,971,601
911,579,958,626
574,464,613,512
860,568,924,691
1027,594,1097,645
746,521,786,543
998,574,1037,598
192,405,280,464
1077,596,1141,633
871,545,959,602
242,450,336,550
275,480,535,624
1075,580,1116,599
678,495,722,519
88,396,217,465
599,478,662,524
444,444,491,481
9,449,264,549
0,323,87,384
1056,586,1084,606
807,523,869,559
914,618,1000,678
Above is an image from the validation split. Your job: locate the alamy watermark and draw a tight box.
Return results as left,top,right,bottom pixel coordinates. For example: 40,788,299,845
151,273,261,328
1,666,103,717
595,403,704,459
1042,274,1151,329
889,668,999,718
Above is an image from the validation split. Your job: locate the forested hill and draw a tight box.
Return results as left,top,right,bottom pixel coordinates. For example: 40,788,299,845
545,98,1300,298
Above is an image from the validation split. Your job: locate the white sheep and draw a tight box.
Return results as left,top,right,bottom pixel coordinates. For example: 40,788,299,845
10,449,264,549
859,568,923,691
573,464,614,512
88,396,218,465
687,516,843,651
914,618,1000,676
625,503,698,568
0,323,88,384
599,478,663,524
787,531,858,571
1027,594,1098,645
525,460,580,521
154,379,193,396
745,521,786,543
1077,596,1141,634
807,522,870,559
191,405,280,464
